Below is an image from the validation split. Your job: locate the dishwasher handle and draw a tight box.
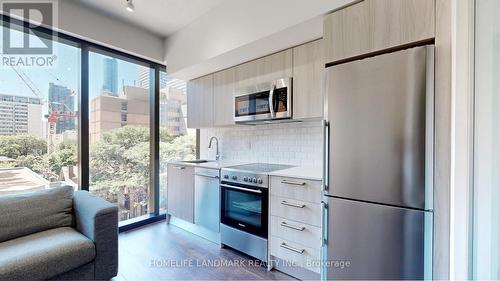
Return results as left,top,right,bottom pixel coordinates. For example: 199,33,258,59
194,173,219,179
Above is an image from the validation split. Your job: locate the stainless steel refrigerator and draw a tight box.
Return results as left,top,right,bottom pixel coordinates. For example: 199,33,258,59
322,46,434,280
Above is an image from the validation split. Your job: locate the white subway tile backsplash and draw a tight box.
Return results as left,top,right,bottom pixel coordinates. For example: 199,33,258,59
200,121,323,169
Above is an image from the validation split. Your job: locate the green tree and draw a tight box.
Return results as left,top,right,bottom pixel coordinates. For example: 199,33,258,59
89,125,196,217
15,155,47,174
0,135,47,158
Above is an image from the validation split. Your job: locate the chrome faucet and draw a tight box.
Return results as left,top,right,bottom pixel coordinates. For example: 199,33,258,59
208,136,220,161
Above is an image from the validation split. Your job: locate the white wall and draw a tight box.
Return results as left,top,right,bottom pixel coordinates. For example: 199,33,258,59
0,0,166,63
164,0,356,80
200,121,323,169
472,0,500,279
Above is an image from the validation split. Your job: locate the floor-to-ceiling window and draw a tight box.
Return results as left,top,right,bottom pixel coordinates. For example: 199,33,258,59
88,50,154,222
473,0,500,278
0,15,185,229
159,71,196,213
0,19,81,195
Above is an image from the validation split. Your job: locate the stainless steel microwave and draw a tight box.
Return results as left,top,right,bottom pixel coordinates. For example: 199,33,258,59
234,77,292,123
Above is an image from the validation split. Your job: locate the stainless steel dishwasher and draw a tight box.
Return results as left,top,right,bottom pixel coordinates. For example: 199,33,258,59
194,167,220,233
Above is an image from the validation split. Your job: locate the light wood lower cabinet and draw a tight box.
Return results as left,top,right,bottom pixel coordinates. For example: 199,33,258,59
270,176,323,204
270,216,322,250
269,175,323,277
270,236,321,274
167,164,195,223
270,195,322,227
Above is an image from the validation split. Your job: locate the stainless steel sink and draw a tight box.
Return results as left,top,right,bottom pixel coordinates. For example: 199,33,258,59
179,159,215,164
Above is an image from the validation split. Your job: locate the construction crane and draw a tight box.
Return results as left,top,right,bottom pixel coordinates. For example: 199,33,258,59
10,66,78,154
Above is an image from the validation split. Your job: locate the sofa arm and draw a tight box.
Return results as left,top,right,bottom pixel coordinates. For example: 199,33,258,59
73,190,118,280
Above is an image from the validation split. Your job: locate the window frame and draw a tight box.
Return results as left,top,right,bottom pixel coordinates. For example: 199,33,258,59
1,14,182,231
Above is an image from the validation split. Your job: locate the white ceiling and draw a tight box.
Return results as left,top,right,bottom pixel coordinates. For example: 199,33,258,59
74,0,226,37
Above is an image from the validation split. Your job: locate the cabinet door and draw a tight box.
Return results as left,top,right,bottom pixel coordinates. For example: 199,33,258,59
259,49,293,83
187,74,213,128
213,68,235,126
292,40,324,120
234,49,293,91
324,0,435,63
167,164,194,223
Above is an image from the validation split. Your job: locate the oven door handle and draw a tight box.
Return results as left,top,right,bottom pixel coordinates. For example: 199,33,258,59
220,183,262,194
269,83,276,118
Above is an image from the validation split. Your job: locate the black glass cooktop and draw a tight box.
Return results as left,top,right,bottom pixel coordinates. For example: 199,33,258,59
226,163,294,173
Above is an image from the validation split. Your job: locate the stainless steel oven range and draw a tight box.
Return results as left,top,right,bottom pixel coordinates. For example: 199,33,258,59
220,163,293,262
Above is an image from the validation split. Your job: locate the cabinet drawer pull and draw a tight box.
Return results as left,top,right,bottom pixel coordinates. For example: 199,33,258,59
281,179,306,186
173,166,186,170
280,243,305,254
280,221,305,231
281,201,306,208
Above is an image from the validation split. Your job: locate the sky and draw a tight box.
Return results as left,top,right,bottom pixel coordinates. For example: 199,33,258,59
0,26,144,114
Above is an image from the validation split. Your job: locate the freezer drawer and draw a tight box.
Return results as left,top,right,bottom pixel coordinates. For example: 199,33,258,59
325,46,434,210
325,196,428,280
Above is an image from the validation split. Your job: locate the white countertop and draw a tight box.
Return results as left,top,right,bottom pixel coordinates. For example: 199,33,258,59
167,160,246,170
168,160,323,181
269,166,323,181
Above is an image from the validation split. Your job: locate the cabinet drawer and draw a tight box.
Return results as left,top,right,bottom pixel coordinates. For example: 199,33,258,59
270,195,321,227
270,236,321,274
270,216,322,250
270,176,322,203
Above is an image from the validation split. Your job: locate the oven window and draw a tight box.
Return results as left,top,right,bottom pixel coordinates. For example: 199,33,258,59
223,188,263,228
235,91,270,117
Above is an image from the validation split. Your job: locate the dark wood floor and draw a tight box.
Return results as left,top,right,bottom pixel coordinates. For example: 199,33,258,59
113,222,295,281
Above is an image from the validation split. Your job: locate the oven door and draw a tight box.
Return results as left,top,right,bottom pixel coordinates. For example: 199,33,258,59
234,77,292,123
220,182,268,238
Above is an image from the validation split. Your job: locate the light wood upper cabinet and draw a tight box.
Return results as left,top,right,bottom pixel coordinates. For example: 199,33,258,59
167,164,194,223
292,40,324,120
324,0,435,63
187,74,214,128
235,49,293,91
213,68,235,126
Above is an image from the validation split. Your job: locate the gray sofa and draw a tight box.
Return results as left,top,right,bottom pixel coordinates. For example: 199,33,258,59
0,186,118,281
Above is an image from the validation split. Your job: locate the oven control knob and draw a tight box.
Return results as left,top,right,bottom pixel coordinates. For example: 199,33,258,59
243,177,248,182
223,175,229,179
257,178,263,184
232,175,237,180
252,178,257,183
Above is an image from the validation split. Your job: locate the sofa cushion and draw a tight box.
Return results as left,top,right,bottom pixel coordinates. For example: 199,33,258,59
0,227,96,281
0,186,74,242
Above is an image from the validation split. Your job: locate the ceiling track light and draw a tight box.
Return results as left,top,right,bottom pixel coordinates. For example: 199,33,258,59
126,0,135,12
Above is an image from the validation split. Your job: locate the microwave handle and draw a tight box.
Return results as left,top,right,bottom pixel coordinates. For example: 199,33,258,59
269,83,276,118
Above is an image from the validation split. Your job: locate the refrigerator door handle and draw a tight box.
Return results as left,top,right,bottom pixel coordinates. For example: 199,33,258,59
322,120,330,192
322,200,328,246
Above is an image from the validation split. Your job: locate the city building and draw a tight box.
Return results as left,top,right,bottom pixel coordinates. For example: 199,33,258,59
48,83,76,134
90,86,150,143
90,85,188,143
137,67,168,89
0,94,43,137
102,57,118,96
160,87,187,136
